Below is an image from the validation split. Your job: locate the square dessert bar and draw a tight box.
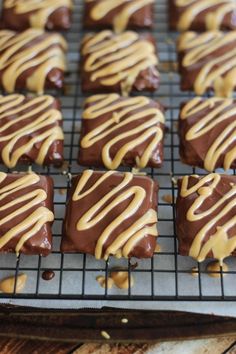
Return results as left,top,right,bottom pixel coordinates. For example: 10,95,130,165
169,0,236,31
2,0,73,31
0,29,67,94
78,94,165,169
176,173,236,263
61,170,158,259
179,97,236,172
0,172,54,256
84,0,154,33
0,94,64,168
81,31,159,95
177,31,236,97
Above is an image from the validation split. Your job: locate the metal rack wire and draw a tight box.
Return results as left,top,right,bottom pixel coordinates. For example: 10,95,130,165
0,0,235,302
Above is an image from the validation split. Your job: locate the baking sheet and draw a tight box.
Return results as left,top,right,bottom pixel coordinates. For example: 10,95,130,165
0,0,236,313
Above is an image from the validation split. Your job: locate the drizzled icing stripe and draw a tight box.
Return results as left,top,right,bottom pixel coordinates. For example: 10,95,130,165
0,172,54,255
178,31,236,97
82,31,158,96
180,173,236,264
181,97,236,171
81,94,164,169
4,0,73,29
0,94,64,168
86,0,154,33
73,170,158,260
0,29,67,94
175,0,236,31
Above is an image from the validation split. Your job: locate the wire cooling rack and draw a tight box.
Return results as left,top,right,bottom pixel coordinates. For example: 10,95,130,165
0,0,236,302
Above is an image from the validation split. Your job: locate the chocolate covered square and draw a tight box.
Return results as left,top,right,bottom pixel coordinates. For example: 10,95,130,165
61,170,158,259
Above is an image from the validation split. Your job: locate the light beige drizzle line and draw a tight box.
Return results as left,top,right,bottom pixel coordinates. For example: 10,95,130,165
0,29,67,94
176,0,236,31
181,97,236,171
81,94,164,169
0,95,64,168
73,170,157,260
181,173,236,264
82,31,158,96
0,172,54,255
4,0,73,29
87,0,154,34
179,31,236,97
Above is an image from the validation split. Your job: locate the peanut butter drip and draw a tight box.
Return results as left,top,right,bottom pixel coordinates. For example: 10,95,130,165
181,97,236,171
82,31,158,96
176,0,236,31
87,0,154,33
181,173,236,264
178,31,236,97
81,94,164,169
206,260,228,278
73,170,158,260
0,172,54,255
4,0,73,29
0,29,67,94
0,95,64,168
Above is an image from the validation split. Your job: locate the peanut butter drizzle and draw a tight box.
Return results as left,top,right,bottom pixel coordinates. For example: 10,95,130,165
181,97,236,171
0,172,54,255
181,173,236,264
178,31,236,97
0,95,64,168
82,31,158,96
206,260,228,278
87,0,154,34
4,0,73,29
0,29,67,94
0,273,27,293
81,94,164,169
110,269,134,289
176,0,236,31
73,170,158,260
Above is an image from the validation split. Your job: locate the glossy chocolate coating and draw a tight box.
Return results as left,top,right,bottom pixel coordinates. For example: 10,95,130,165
42,270,55,281
176,174,236,258
0,95,64,167
81,33,159,94
0,31,66,92
61,171,158,259
78,97,165,168
169,0,236,31
179,99,236,170
0,173,54,256
2,5,72,31
83,1,154,30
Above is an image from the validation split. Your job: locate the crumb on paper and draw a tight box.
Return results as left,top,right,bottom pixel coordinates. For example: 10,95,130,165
101,331,110,340
121,318,128,324
171,177,177,186
162,194,175,204
58,188,67,195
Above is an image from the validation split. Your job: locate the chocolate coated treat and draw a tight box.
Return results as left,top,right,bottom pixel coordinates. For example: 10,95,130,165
169,0,236,31
0,172,54,256
177,31,236,97
0,94,64,168
2,0,73,31
61,170,158,259
81,31,159,95
176,173,236,263
84,0,154,33
0,29,67,94
179,97,236,172
78,94,165,169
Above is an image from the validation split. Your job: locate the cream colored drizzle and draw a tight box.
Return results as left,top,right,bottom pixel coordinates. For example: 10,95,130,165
181,173,236,264
206,260,228,278
82,31,158,96
73,170,158,260
0,95,64,168
181,97,236,171
179,31,236,97
4,0,73,29
0,172,54,255
81,94,164,169
0,29,67,94
88,0,154,34
176,0,236,31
